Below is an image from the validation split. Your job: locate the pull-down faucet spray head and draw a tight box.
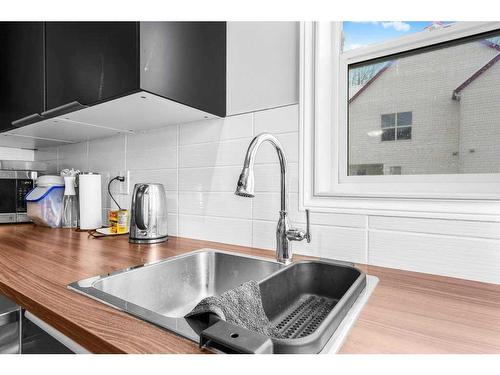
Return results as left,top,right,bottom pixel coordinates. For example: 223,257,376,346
235,167,255,198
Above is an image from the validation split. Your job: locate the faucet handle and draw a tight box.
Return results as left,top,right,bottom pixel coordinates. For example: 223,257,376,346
286,209,311,243
305,209,311,243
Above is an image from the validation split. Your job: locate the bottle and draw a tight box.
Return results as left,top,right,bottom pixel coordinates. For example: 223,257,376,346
62,176,79,229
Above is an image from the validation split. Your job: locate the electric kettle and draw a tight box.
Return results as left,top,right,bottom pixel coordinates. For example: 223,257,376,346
129,183,168,244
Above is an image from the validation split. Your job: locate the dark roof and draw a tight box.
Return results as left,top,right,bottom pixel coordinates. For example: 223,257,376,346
349,38,500,103
452,41,500,100
348,61,393,104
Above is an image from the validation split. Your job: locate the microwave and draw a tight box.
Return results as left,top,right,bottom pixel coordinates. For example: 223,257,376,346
0,170,37,223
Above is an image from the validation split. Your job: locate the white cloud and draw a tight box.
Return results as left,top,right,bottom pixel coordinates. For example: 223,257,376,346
380,21,411,32
344,43,368,51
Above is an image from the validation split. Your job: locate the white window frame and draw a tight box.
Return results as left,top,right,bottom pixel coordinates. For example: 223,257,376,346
299,21,500,221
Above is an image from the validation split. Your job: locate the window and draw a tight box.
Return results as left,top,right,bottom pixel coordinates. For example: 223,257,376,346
300,22,500,220
380,112,412,142
347,26,500,177
389,166,402,175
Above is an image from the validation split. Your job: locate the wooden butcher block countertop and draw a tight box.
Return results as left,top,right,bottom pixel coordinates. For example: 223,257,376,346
0,224,499,354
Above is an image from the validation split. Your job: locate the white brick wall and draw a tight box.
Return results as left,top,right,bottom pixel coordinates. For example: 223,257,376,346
459,61,500,173
35,103,500,284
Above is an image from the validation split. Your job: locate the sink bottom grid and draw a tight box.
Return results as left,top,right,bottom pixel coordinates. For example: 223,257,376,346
273,294,338,339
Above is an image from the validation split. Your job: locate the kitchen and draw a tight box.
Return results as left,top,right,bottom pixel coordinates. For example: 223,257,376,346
0,1,499,373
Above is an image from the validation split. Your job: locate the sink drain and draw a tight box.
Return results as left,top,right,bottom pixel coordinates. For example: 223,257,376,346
274,295,338,339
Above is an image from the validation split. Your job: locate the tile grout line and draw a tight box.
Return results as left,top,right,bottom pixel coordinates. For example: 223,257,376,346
250,112,256,248
175,124,181,236
365,215,370,267
178,130,298,148
85,140,90,171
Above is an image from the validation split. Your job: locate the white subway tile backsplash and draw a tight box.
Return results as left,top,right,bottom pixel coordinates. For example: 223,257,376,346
252,220,367,264
178,166,241,192
369,230,500,284
179,192,251,219
252,220,280,253
88,135,126,172
35,146,58,161
254,132,298,164
369,216,500,240
58,142,88,171
310,212,366,229
297,225,367,264
128,168,177,192
168,213,178,236
178,214,253,247
180,113,253,145
179,138,251,168
252,192,299,222
35,146,59,174
253,163,298,193
126,126,177,170
44,160,59,174
254,104,298,134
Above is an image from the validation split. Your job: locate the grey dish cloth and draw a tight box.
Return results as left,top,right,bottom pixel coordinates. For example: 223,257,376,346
185,280,283,339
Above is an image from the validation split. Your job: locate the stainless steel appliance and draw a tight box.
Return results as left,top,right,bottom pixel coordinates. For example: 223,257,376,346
0,294,21,353
129,183,168,244
0,294,74,354
0,161,46,224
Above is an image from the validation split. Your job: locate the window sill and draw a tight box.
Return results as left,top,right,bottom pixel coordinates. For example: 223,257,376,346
301,192,500,222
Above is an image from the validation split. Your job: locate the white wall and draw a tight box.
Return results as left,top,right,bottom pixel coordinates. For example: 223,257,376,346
35,104,500,285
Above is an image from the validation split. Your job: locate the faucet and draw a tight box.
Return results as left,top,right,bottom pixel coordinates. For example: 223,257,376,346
235,133,311,264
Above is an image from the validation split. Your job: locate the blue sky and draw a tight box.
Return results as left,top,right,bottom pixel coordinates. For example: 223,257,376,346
343,21,455,51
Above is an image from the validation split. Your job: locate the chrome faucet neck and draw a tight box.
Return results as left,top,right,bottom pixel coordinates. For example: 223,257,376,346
238,133,287,211
235,133,311,264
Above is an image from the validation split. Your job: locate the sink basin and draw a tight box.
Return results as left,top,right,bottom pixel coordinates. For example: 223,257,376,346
90,249,283,318
69,249,285,341
68,249,366,353
261,260,365,353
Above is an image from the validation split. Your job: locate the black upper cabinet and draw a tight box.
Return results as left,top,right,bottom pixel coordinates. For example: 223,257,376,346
140,22,226,117
44,21,226,117
0,22,45,131
0,22,227,134
45,22,139,111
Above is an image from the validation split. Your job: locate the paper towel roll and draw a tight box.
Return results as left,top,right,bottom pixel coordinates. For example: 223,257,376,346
78,173,102,230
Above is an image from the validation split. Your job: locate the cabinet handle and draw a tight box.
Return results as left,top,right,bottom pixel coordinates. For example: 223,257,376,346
41,101,88,119
11,113,44,128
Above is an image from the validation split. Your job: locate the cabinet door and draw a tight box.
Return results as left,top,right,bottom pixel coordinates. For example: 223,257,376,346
45,22,139,111
226,22,299,115
0,22,44,132
140,22,227,117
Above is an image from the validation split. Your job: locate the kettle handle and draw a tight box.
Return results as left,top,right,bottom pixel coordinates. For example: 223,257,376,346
135,184,149,230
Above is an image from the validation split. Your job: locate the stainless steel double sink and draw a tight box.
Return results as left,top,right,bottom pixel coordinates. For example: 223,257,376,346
68,249,366,353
